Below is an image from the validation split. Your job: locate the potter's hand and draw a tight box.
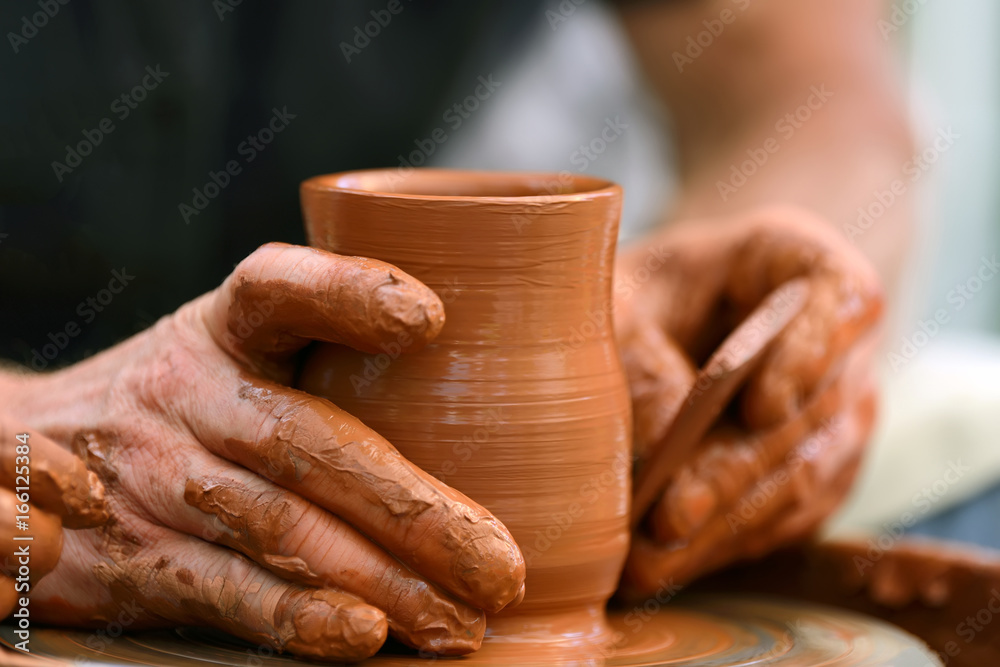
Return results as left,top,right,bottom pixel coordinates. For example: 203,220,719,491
1,243,525,661
0,417,107,616
614,207,883,595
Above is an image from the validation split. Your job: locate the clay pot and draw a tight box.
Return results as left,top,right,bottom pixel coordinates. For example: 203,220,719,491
298,169,631,646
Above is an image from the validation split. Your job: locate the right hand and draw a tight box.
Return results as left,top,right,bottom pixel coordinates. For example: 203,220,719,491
2,243,525,661
614,209,883,594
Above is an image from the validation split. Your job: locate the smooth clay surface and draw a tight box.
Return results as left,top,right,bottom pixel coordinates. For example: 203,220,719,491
298,169,633,653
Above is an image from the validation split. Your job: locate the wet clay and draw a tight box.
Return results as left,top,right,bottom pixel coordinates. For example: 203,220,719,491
0,419,107,529
219,378,524,617
298,169,632,651
183,475,489,654
631,278,809,527
13,594,941,665
694,538,1000,667
63,429,389,660
203,242,446,382
623,359,876,595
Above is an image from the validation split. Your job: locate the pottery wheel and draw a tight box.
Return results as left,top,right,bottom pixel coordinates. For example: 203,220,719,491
0,595,940,666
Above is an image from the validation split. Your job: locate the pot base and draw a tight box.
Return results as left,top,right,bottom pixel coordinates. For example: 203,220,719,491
2,595,939,666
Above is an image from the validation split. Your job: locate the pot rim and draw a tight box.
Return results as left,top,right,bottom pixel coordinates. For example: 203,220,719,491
301,168,621,203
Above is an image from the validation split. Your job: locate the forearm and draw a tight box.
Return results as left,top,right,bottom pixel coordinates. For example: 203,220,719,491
618,0,914,292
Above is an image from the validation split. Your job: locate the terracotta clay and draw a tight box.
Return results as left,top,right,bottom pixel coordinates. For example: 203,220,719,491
298,169,633,651
290,169,938,666
0,170,942,666
695,538,1000,667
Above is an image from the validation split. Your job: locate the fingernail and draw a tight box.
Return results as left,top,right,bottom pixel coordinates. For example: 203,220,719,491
452,529,526,613
284,590,387,661
374,277,445,342
395,591,485,656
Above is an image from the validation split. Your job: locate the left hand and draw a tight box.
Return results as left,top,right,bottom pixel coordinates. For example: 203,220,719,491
614,206,884,595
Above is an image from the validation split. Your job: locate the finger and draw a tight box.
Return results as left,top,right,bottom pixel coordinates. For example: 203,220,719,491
629,383,875,594
745,385,876,552
618,320,696,459
182,371,525,614
0,490,63,579
614,225,736,355
646,429,741,543
201,242,445,374
627,461,802,595
647,359,858,543
0,418,107,529
727,209,883,429
102,525,388,662
143,445,485,655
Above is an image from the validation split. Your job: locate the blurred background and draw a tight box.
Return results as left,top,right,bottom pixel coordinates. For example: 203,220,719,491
1,0,998,548
421,0,1000,548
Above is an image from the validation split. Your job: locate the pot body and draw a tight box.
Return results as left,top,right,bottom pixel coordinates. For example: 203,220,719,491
298,169,631,642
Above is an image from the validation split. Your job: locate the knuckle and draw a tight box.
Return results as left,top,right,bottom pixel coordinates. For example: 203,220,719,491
251,395,308,481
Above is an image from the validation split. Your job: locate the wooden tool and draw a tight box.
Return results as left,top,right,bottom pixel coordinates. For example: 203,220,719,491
631,278,810,529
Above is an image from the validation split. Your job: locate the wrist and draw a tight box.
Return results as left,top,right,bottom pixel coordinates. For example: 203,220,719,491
0,364,47,418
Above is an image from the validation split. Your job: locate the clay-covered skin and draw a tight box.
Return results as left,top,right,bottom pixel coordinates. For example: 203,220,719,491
183,475,486,653
630,278,810,527
0,242,525,660
299,169,632,648
616,207,884,594
0,417,107,618
695,539,1000,667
